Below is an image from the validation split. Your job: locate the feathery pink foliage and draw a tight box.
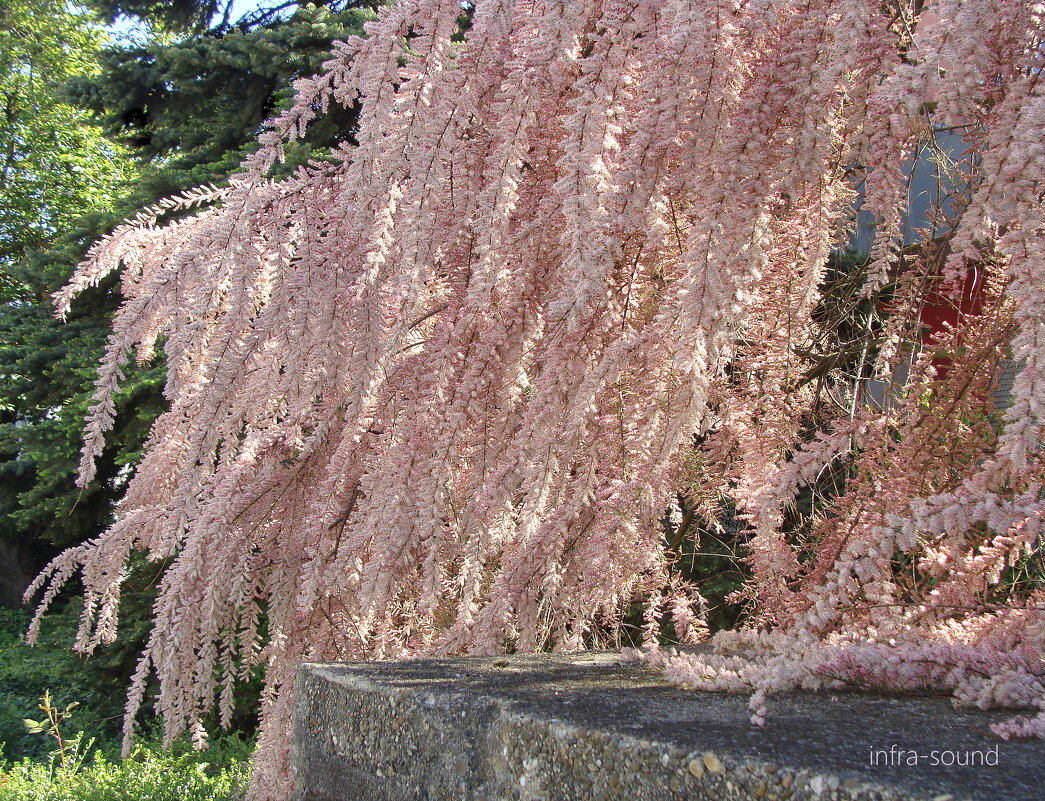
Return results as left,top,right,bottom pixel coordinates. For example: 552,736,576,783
30,1,1045,797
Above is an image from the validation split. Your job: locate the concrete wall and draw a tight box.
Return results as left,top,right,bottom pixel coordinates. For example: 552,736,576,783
293,653,1044,801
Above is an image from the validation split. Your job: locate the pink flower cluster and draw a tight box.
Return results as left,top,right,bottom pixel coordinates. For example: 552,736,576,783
29,1,1045,798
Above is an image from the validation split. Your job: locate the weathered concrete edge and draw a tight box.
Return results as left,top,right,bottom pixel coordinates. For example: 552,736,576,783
292,660,959,801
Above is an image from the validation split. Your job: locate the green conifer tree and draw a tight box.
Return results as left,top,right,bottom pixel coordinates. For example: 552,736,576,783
1,2,379,611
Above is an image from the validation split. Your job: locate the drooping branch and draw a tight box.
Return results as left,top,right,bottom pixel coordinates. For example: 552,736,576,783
30,1,1045,798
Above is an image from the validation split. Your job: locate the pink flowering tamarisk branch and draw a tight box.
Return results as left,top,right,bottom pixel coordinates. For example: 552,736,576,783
26,1,1045,798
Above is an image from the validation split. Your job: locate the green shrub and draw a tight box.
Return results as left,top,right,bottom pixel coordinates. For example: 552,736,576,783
1,607,252,800
0,608,121,761
0,735,251,801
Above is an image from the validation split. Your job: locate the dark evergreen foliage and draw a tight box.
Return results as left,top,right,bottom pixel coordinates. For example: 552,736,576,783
0,2,379,610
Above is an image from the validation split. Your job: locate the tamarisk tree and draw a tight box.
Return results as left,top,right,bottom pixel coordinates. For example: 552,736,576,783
28,1,1045,797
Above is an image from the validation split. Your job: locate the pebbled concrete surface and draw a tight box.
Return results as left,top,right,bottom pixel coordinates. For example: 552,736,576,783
292,652,1044,801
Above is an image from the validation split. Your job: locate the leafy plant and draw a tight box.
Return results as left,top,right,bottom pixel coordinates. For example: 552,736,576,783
0,734,250,801
0,608,121,762
23,691,94,775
